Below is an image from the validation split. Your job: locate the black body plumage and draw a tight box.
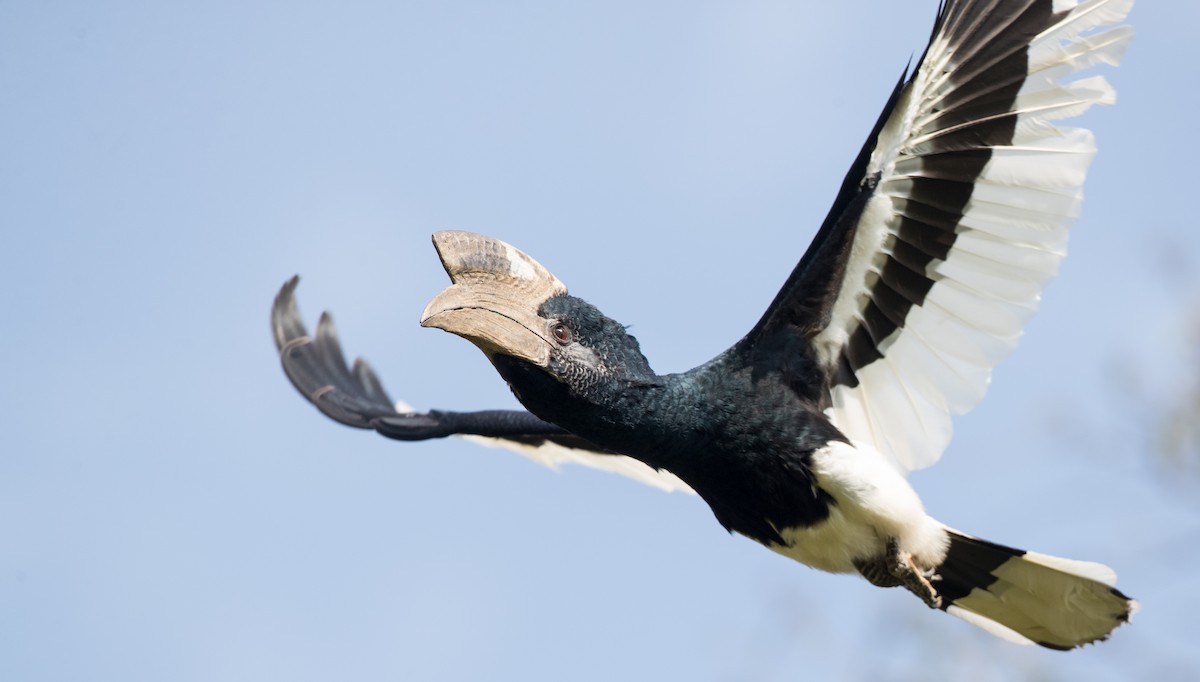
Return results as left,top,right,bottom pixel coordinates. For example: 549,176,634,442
493,296,844,543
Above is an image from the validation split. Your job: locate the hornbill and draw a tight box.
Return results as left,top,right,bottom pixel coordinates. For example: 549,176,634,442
273,0,1137,649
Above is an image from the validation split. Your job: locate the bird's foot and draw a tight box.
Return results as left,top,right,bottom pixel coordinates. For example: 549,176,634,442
855,538,942,609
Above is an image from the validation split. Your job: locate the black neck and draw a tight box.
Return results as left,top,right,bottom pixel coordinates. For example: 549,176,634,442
491,355,710,471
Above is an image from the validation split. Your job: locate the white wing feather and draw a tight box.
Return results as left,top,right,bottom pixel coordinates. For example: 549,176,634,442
825,0,1133,472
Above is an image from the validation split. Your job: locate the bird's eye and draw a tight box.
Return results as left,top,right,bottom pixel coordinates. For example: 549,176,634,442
551,323,572,345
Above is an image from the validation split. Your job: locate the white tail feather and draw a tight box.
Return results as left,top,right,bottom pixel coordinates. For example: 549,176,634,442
936,529,1135,649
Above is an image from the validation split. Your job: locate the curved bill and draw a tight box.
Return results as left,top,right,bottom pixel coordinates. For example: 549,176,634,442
420,230,567,367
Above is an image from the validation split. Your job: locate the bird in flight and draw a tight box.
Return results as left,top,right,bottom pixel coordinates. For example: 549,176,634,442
273,0,1136,649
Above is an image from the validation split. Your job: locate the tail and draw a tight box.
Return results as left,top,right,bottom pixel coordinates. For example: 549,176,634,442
932,530,1136,649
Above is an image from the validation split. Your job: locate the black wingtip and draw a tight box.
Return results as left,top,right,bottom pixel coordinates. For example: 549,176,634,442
270,276,401,429
351,357,394,407
271,275,305,352
271,277,566,444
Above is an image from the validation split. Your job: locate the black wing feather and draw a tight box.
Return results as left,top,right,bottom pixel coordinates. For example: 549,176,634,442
726,0,1131,471
272,275,570,440
272,277,696,493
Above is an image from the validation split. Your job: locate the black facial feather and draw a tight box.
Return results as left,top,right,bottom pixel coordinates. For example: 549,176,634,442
538,295,655,381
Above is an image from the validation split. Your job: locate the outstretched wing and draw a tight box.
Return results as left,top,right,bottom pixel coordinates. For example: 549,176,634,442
272,277,695,494
736,0,1133,472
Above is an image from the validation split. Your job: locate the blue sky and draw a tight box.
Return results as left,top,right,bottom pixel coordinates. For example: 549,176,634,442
3,2,1198,680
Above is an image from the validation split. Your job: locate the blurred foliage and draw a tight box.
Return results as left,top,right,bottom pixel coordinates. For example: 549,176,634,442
1156,301,1200,476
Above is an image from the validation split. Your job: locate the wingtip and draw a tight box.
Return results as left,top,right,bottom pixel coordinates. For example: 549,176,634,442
272,274,307,351
316,309,335,335
276,274,301,306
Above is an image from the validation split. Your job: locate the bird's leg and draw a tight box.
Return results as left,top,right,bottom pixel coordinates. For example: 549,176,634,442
886,537,942,609
855,538,942,609
855,554,902,588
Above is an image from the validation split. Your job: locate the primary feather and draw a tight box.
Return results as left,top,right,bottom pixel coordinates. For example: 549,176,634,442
810,0,1134,473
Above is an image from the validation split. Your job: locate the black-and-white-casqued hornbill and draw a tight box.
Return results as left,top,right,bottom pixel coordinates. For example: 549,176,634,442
272,0,1136,649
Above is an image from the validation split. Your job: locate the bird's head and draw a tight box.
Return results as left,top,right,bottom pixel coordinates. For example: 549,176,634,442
420,231,654,397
